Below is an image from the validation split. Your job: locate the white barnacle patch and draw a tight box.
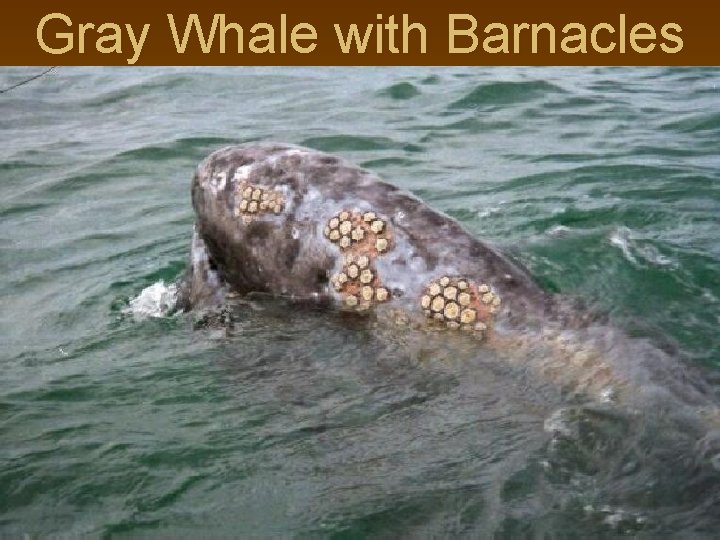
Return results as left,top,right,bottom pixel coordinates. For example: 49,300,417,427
233,164,254,182
234,181,285,222
420,275,501,336
324,208,393,257
208,171,227,194
283,148,309,157
323,208,395,312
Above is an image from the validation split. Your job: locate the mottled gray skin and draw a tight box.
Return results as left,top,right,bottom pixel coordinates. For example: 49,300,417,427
178,143,558,334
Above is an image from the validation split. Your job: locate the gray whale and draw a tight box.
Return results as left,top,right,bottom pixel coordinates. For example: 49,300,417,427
177,143,720,420
178,144,557,330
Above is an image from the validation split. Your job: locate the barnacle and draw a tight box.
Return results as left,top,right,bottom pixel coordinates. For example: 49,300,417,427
359,269,374,284
370,220,385,234
339,220,352,236
324,208,395,312
443,302,459,320
443,286,458,301
361,286,374,302
332,272,348,290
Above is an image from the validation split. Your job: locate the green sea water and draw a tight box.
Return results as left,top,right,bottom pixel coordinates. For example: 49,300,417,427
1,67,719,536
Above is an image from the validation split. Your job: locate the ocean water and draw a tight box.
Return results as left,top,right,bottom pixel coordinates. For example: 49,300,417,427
1,67,719,536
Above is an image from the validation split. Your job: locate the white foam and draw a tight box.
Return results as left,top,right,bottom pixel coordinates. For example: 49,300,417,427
610,227,678,268
609,227,639,265
543,408,575,438
546,224,571,237
124,280,177,320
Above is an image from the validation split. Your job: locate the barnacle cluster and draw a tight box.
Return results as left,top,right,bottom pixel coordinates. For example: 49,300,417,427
323,210,393,255
420,276,501,337
234,182,285,222
330,253,390,311
324,209,394,312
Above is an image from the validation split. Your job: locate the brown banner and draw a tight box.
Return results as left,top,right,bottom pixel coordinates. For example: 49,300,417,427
1,1,717,65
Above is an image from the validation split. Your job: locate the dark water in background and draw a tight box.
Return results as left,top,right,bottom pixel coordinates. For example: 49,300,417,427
1,67,719,536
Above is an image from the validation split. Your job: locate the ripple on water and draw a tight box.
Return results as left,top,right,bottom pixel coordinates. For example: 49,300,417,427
448,80,564,109
377,81,421,100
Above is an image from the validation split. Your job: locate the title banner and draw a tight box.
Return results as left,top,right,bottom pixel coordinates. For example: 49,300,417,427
1,1,718,65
